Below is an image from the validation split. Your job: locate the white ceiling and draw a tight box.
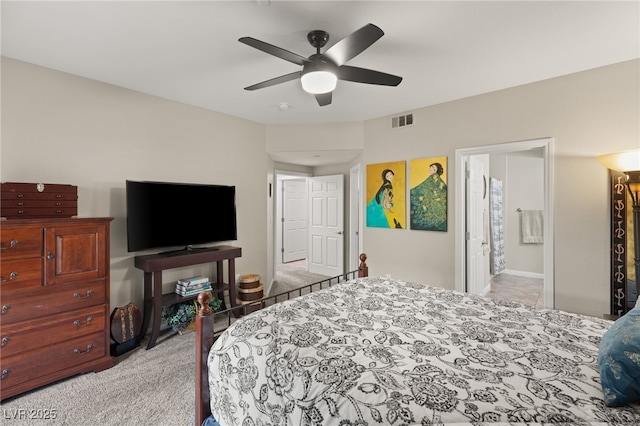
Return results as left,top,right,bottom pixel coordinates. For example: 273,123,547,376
2,1,639,165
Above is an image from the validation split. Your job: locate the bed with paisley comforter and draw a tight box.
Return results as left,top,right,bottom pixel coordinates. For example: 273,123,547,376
196,276,640,425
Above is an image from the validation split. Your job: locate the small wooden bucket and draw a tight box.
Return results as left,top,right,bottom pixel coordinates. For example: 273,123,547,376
238,274,263,302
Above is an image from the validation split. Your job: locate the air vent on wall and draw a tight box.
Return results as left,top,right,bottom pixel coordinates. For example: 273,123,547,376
391,113,413,129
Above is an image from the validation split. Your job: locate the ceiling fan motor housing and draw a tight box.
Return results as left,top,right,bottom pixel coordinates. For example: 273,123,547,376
307,30,330,50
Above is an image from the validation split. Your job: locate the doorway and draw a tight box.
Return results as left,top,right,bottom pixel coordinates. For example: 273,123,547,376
282,178,308,263
275,171,311,280
273,170,353,295
454,138,555,308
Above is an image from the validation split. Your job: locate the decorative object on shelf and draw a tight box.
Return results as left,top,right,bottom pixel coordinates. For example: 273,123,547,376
598,149,640,315
161,297,221,333
177,276,209,286
175,276,212,296
237,274,264,314
238,274,263,301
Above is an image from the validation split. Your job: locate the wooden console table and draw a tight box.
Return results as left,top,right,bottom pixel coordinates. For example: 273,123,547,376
134,245,242,349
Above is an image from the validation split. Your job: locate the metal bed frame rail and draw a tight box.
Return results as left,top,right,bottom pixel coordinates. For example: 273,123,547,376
207,267,363,341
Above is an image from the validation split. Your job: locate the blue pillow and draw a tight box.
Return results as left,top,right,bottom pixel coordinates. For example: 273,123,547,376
598,307,640,406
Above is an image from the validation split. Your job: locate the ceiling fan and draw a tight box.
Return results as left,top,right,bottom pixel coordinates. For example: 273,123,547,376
239,23,403,107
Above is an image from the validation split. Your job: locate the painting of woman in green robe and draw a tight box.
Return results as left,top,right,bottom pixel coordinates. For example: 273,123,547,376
410,157,447,231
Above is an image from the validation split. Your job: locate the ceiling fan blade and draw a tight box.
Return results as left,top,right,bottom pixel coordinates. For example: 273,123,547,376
239,37,309,66
244,71,301,91
315,92,332,107
337,65,402,86
323,23,384,66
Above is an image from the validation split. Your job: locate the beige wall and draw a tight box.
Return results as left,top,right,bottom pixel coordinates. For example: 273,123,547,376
503,151,544,276
266,122,363,152
3,57,639,318
1,58,268,311
360,59,639,316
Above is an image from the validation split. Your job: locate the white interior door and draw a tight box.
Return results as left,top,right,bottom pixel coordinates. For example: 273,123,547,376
308,175,344,276
349,164,361,272
466,156,486,295
282,179,308,263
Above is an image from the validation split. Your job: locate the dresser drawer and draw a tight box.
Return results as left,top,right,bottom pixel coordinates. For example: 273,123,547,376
0,227,43,260
0,306,106,357
0,258,43,291
0,332,106,390
1,199,78,208
1,192,78,201
0,279,106,325
2,207,78,218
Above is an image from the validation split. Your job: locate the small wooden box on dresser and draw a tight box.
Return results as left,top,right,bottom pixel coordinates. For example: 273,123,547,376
0,217,113,400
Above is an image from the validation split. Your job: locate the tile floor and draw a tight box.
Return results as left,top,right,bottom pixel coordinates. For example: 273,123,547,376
486,273,544,308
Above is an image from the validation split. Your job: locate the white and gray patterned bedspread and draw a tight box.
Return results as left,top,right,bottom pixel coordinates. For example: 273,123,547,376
208,277,640,425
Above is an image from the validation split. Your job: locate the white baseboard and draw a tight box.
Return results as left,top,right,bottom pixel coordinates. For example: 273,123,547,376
503,269,544,279
264,278,275,297
481,284,491,296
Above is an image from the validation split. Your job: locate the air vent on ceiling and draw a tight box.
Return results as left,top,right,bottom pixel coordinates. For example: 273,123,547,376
391,113,413,129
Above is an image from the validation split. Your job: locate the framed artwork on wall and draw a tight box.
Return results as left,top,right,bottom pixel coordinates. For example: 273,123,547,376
409,156,448,232
366,161,406,229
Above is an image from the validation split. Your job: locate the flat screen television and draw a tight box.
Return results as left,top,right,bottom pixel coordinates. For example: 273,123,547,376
126,180,237,254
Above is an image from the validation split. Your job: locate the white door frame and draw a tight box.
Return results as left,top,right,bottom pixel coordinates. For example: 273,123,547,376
274,170,311,268
349,164,363,272
466,155,487,296
454,138,555,308
282,178,308,263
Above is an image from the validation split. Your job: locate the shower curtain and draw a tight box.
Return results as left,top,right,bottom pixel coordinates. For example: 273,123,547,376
489,177,505,275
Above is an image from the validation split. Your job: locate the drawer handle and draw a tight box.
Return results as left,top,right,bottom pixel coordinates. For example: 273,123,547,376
1,271,18,283
0,240,18,250
1,336,9,347
1,369,10,380
1,305,9,315
74,317,94,327
56,194,62,199
74,345,93,355
73,290,94,299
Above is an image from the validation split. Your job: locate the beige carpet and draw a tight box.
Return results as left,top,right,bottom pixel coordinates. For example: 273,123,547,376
270,260,330,296
1,332,196,425
1,264,333,426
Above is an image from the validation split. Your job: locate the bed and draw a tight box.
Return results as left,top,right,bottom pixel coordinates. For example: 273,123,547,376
195,256,640,425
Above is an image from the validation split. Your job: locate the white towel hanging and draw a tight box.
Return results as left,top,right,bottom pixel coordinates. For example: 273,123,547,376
520,210,543,244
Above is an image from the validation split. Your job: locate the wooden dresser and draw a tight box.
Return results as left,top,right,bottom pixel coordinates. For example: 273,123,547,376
0,217,113,400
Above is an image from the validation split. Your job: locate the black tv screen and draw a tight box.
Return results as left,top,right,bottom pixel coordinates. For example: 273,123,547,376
126,180,237,253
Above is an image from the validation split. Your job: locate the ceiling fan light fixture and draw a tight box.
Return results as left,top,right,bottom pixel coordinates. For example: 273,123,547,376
301,70,337,94
240,23,401,106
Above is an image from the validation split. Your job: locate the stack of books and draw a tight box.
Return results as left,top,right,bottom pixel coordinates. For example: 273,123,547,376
175,276,212,297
